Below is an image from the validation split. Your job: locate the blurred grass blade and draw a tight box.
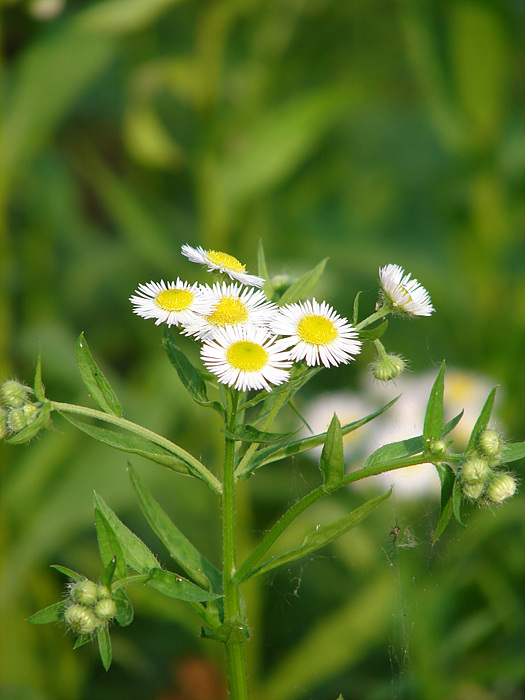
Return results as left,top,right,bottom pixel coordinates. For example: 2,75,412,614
257,240,274,297
128,464,222,593
94,492,160,574
423,361,445,447
78,0,188,35
320,414,344,492
278,258,328,306
147,569,222,602
97,627,112,671
466,388,497,452
27,601,64,625
76,333,122,417
250,489,391,579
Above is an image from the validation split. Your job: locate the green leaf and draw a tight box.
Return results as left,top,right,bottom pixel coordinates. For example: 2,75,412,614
352,292,361,326
442,410,464,436
114,590,134,627
95,507,128,579
27,601,64,625
432,463,456,544
363,435,424,470
358,320,388,341
94,492,160,574
320,414,344,492
51,565,84,583
423,361,445,447
73,635,93,649
76,333,122,417
5,402,52,445
257,239,274,298
466,388,497,452
128,465,222,593
240,366,321,412
58,412,192,476
147,568,222,602
201,617,250,643
250,490,392,579
34,348,46,402
452,478,463,525
100,558,117,588
221,424,299,444
239,397,399,479
78,0,185,34
162,326,224,415
500,442,525,464
97,627,112,671
278,258,328,306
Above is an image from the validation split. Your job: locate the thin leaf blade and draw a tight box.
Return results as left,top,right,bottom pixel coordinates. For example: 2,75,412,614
76,333,122,417
147,568,222,602
320,414,344,491
97,626,112,671
27,601,64,625
278,258,328,306
423,361,445,447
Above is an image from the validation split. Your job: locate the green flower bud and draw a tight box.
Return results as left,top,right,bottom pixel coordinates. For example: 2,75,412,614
371,353,405,382
461,457,490,483
64,604,99,635
462,480,485,501
96,584,111,600
1,380,30,408
487,474,516,504
0,408,7,440
7,408,28,432
94,598,117,622
430,439,447,455
70,580,99,606
478,429,502,459
23,403,39,424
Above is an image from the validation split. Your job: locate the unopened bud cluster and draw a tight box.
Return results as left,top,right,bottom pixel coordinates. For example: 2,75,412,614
0,380,45,441
63,580,117,637
459,428,516,505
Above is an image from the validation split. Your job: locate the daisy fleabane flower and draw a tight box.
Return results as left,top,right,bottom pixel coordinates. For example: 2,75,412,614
201,325,292,392
181,244,265,287
129,279,213,327
378,264,434,317
182,282,278,340
273,299,362,368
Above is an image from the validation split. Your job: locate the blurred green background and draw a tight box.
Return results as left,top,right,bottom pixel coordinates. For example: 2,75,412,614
2,0,524,698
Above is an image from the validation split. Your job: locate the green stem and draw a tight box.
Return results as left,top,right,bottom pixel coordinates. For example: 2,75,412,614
51,401,222,495
355,305,391,331
234,453,435,583
222,390,249,699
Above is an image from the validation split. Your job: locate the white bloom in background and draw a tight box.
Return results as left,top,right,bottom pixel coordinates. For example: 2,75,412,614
182,282,278,340
201,325,292,392
273,299,362,367
181,244,265,287
379,264,434,316
130,279,213,327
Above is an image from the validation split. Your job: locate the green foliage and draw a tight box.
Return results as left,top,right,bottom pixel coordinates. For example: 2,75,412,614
320,414,344,492
75,333,122,417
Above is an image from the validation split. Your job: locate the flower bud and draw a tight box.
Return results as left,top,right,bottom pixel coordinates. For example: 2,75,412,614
23,403,40,424
96,584,111,600
70,580,99,606
0,408,7,440
478,429,502,459
1,380,30,408
461,457,490,483
430,439,447,456
94,598,117,622
64,604,99,635
371,353,405,382
487,474,516,504
7,408,28,432
462,480,485,501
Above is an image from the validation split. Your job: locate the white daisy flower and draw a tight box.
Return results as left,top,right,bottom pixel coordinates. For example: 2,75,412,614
182,282,278,340
201,325,292,392
379,264,434,316
181,244,265,287
273,299,362,368
130,279,213,327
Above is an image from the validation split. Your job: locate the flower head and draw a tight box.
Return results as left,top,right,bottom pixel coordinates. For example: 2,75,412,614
273,299,361,367
379,264,434,316
130,279,213,327
182,282,277,340
201,325,292,392
182,244,264,287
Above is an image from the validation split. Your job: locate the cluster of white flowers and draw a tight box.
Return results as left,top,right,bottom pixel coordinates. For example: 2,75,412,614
130,246,433,392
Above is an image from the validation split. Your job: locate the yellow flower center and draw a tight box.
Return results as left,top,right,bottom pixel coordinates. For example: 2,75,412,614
393,285,413,304
207,250,246,273
155,289,194,311
226,341,269,371
207,297,249,326
297,315,338,345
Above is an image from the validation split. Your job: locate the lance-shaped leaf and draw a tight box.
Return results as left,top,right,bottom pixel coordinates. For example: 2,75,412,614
358,320,388,341
128,464,222,593
34,347,46,402
201,617,250,643
97,627,112,671
466,388,497,452
100,558,117,588
352,291,361,326
443,410,464,437
423,361,445,448
51,565,84,583
500,442,525,464
95,508,128,580
221,424,299,444
363,435,425,470
320,414,344,492
59,413,192,476
76,333,122,417
27,601,65,625
162,326,224,415
240,365,321,412
5,402,52,445
257,239,274,298
147,568,222,602
94,492,159,574
432,463,456,544
247,489,392,579
237,397,399,479
278,258,328,306
114,590,134,627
